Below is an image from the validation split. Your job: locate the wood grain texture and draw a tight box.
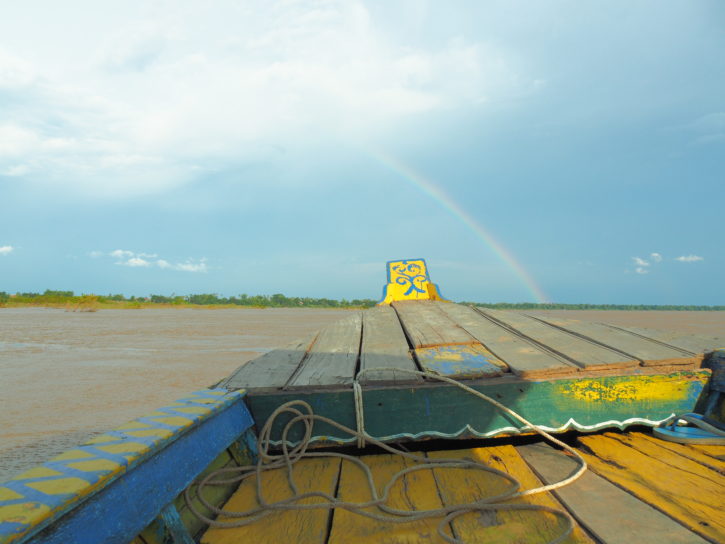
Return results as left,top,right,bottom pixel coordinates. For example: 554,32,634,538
415,344,506,380
602,325,723,355
528,315,702,367
427,446,593,544
221,335,316,390
393,301,476,348
577,432,725,543
286,313,362,389
328,453,449,544
518,443,709,544
437,303,578,378
480,309,640,371
201,457,341,544
359,305,421,385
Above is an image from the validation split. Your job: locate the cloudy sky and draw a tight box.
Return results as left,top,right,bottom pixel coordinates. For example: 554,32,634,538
1,1,723,304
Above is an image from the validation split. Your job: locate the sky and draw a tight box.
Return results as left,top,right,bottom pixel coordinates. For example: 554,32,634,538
0,1,723,304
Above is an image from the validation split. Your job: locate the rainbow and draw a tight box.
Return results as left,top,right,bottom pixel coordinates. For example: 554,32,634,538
370,149,550,303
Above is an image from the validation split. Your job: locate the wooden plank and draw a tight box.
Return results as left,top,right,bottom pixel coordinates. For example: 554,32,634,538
518,443,709,544
328,453,449,543
480,309,640,371
529,315,702,367
358,305,421,385
629,432,725,474
201,457,341,544
427,446,593,543
393,301,476,348
286,313,362,389
415,344,506,380
577,432,725,543
437,303,578,378
602,325,723,355
221,335,316,391
246,371,710,447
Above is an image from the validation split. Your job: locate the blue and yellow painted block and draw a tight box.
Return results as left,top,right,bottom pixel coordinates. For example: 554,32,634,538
416,344,508,379
379,258,448,305
0,389,245,544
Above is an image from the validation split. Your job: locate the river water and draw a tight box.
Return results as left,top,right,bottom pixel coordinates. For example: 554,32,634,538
0,307,349,480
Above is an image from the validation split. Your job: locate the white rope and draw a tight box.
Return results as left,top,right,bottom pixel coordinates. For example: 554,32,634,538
186,367,588,544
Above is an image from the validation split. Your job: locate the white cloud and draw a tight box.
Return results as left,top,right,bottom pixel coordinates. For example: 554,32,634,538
96,249,208,272
635,267,649,275
0,2,529,196
0,245,14,256
676,255,704,262
632,257,649,267
650,252,662,263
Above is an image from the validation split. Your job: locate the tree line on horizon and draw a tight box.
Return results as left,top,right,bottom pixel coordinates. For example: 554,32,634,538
1,290,724,311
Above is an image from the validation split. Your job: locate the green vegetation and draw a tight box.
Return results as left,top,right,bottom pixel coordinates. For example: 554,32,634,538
465,302,725,311
1,290,723,310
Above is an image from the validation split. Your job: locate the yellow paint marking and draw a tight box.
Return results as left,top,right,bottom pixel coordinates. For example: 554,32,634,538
578,432,725,543
95,441,148,454
52,449,95,461
0,487,24,501
558,375,691,403
379,259,447,304
428,446,593,544
66,459,123,473
0,502,51,527
328,453,449,544
26,477,89,496
201,457,341,544
84,434,117,445
166,406,209,414
115,421,153,430
14,467,62,479
122,428,173,439
145,416,194,427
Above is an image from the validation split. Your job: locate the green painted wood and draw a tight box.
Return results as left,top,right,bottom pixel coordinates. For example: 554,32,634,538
517,443,709,544
436,303,577,378
246,371,710,447
480,309,640,371
527,315,701,367
221,335,316,390
359,305,421,385
393,300,476,348
285,313,362,389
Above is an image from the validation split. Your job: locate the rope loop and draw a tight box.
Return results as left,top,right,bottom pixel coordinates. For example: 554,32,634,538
186,367,588,544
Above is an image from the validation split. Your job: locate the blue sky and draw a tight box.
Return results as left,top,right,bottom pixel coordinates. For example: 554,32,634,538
0,1,723,304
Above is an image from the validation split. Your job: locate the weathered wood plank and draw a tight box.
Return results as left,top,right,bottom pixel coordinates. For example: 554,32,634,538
328,453,449,543
246,371,710,447
286,313,362,389
577,432,725,543
393,301,476,348
358,305,421,385
437,303,578,378
221,335,316,390
427,446,593,543
201,457,341,544
629,431,725,474
480,309,640,371
415,344,506,379
528,315,702,367
518,443,709,544
602,325,723,356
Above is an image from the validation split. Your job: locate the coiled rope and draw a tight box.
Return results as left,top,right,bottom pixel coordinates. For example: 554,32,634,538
186,367,587,544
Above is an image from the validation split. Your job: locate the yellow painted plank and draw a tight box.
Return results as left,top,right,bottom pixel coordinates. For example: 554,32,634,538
578,433,725,543
689,443,725,461
427,446,593,544
328,453,450,544
633,432,725,473
201,457,340,544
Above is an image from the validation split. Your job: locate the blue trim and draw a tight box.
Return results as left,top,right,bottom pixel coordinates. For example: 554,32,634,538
159,504,195,544
22,398,254,544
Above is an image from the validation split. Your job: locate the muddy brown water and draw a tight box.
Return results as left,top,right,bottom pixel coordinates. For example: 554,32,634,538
1,307,723,481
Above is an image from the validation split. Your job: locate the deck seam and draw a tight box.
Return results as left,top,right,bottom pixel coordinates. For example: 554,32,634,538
598,323,698,356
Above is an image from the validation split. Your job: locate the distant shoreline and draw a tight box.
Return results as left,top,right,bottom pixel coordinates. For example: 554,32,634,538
1,291,723,311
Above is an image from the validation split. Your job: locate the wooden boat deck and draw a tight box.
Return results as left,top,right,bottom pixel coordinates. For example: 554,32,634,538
201,431,725,544
221,301,715,446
